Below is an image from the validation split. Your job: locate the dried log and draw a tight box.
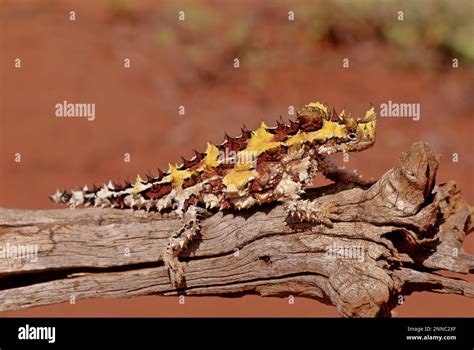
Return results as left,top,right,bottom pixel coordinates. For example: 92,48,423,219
0,141,472,317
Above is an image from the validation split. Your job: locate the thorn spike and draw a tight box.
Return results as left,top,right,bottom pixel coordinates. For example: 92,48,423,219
157,168,164,178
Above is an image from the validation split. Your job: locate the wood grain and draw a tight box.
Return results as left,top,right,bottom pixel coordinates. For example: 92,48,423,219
0,142,472,317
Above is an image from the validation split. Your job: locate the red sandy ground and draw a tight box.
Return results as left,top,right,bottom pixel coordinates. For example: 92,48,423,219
1,0,473,317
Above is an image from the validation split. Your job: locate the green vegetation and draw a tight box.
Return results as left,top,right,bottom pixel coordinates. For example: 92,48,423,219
150,0,473,66
299,0,474,63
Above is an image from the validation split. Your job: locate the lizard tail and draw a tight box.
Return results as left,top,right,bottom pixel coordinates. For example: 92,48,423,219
49,180,128,208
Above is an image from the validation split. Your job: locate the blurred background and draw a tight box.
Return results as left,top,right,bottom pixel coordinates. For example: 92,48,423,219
1,0,473,317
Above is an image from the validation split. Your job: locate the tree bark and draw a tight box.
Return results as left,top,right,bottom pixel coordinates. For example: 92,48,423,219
0,141,472,317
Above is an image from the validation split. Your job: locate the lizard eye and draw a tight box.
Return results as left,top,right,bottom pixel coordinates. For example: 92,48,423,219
347,132,358,141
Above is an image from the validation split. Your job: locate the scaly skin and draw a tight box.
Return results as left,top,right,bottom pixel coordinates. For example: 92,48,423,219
50,102,377,287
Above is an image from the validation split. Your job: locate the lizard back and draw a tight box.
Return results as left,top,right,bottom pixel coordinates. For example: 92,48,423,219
50,102,376,212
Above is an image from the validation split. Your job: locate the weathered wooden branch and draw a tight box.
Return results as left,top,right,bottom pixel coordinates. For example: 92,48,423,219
0,142,472,317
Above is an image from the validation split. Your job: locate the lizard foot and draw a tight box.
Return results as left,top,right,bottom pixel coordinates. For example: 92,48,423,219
285,199,342,228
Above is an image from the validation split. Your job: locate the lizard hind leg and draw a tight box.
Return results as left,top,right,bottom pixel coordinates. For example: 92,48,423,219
163,206,208,288
285,199,342,228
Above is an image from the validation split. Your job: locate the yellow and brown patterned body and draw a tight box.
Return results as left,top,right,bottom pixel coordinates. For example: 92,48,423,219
50,102,376,213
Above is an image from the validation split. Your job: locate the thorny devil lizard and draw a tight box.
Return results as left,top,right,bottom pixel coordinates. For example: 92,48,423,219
50,102,377,288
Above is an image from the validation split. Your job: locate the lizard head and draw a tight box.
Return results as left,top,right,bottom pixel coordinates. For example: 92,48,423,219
296,102,377,155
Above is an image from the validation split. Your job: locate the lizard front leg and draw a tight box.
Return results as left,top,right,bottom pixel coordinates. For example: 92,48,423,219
285,199,342,228
276,175,341,228
163,206,208,288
